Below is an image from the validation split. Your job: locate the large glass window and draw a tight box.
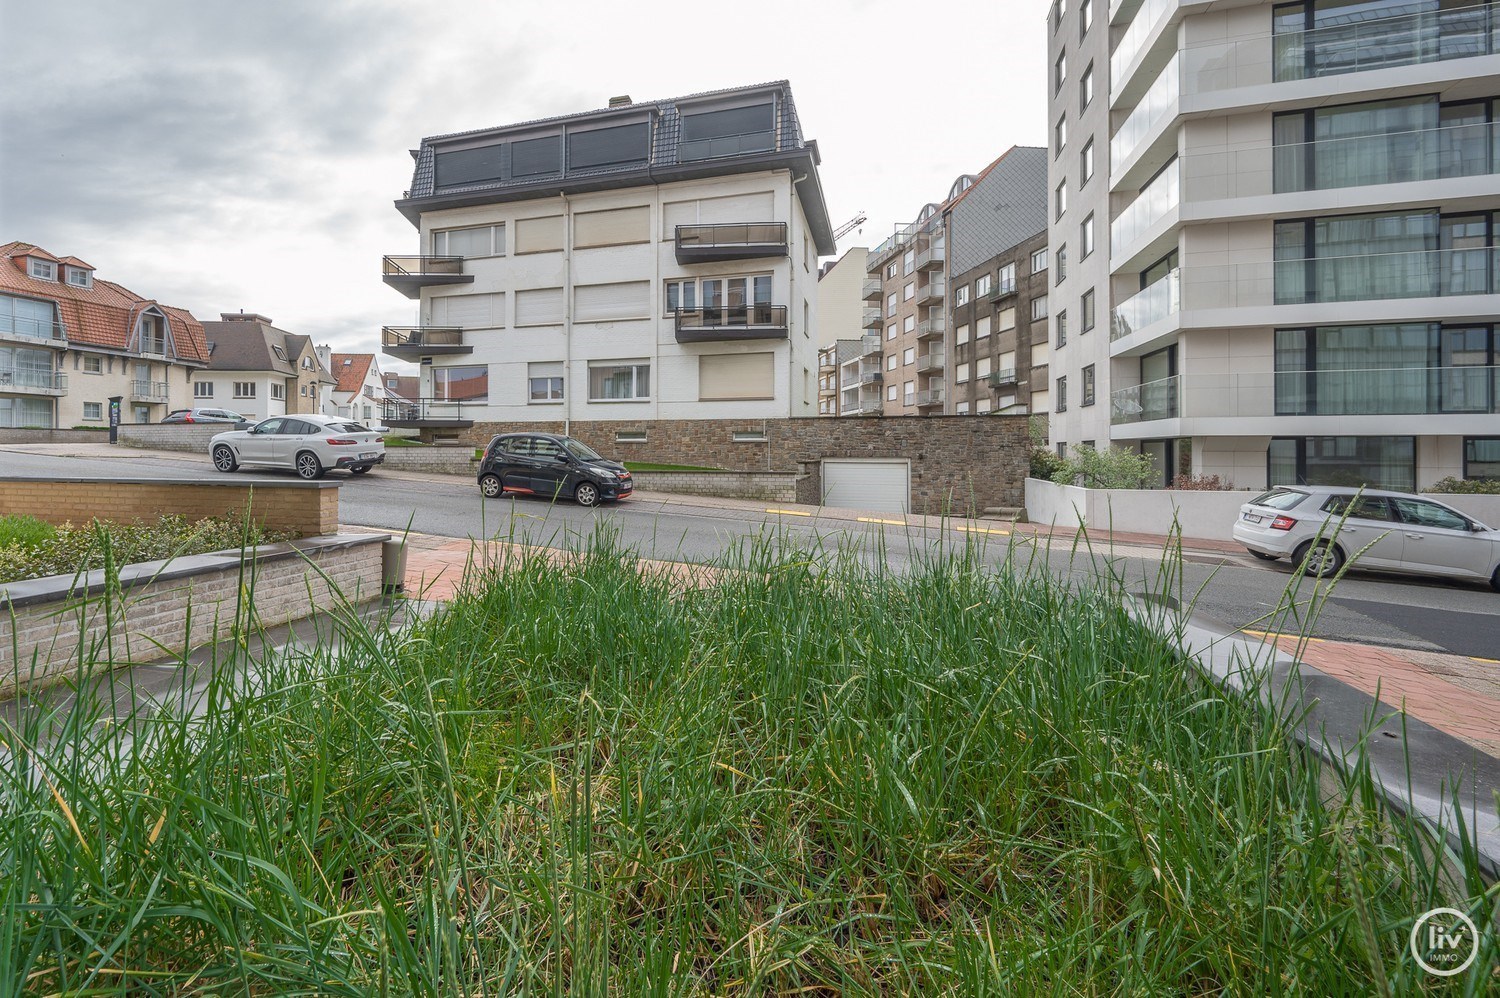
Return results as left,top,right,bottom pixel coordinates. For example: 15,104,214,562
1275,209,1443,303
1272,0,1499,84
1267,436,1417,491
1466,437,1500,479
567,122,650,171
1275,323,1497,414
433,365,488,402
434,144,504,189
512,136,561,177
679,103,775,160
0,294,59,340
589,362,650,401
0,396,53,428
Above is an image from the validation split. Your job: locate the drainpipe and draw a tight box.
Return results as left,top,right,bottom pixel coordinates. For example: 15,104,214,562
790,170,809,421
560,190,573,436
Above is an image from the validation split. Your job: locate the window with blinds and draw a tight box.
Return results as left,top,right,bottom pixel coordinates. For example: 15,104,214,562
515,215,564,254
515,288,564,326
574,282,650,322
574,206,650,248
430,293,504,327
699,352,774,401
661,191,775,238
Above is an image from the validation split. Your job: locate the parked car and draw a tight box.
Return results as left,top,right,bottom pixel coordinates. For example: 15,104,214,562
477,433,632,507
210,414,386,479
1232,485,1500,590
162,407,250,427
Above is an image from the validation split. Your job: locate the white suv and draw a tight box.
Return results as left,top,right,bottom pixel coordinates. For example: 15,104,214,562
1233,486,1500,591
210,414,387,479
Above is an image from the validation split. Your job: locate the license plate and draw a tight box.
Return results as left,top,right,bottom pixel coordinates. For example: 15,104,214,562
360,452,377,460
1242,512,1262,523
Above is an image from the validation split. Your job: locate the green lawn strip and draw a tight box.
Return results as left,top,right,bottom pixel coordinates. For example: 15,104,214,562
1,528,1490,993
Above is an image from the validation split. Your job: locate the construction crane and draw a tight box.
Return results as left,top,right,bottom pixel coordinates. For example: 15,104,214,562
832,212,867,241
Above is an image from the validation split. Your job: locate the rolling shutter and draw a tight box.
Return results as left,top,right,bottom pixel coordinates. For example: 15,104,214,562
515,215,564,254
822,460,910,515
515,287,564,326
431,293,503,327
662,200,698,238
574,282,650,322
699,352,774,400
574,206,650,247
698,192,774,223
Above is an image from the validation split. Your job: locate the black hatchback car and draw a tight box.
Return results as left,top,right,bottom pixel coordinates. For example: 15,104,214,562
477,433,632,507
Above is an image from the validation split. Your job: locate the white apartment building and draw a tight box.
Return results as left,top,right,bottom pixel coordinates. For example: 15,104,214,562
1050,0,1500,491
381,82,834,435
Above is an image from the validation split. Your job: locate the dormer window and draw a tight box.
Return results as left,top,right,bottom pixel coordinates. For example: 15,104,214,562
27,259,56,281
65,267,92,289
138,310,168,355
272,344,288,361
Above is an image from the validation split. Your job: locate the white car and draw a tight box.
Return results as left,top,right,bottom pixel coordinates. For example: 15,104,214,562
210,414,387,480
1232,485,1500,590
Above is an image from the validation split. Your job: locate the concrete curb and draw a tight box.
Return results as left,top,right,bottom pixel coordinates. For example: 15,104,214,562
1132,598,1500,881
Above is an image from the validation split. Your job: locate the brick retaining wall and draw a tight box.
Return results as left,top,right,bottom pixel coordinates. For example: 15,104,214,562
0,428,113,445
0,478,340,536
118,424,219,451
382,448,479,476
462,416,1030,514
0,534,387,698
628,470,799,502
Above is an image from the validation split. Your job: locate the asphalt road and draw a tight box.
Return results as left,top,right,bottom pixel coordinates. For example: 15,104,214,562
3,446,1498,659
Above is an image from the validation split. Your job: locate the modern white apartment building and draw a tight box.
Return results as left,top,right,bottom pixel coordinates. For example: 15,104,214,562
381,82,834,435
1049,0,1500,490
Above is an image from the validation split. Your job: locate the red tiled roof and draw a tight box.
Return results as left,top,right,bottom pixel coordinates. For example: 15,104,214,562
331,352,375,394
0,241,209,363
56,255,95,270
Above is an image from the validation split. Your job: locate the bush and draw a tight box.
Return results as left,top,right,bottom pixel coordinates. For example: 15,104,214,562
1423,476,1500,495
0,514,299,584
0,514,57,551
1170,473,1230,491
70,425,110,432
1050,444,1158,489
1029,446,1066,481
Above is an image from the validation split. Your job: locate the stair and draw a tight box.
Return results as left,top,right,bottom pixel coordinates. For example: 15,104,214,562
981,506,1027,523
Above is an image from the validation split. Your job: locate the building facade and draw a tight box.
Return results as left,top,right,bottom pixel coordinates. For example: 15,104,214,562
863,205,948,415
322,351,390,423
381,82,835,436
0,242,208,428
1050,0,1500,489
815,247,870,415
199,313,331,420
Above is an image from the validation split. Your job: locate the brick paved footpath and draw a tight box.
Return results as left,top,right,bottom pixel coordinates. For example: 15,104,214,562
369,527,1500,761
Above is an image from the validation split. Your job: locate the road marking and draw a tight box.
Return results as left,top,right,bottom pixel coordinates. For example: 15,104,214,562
1241,628,1325,644
1471,656,1500,665
857,516,906,526
955,524,1010,536
764,508,812,517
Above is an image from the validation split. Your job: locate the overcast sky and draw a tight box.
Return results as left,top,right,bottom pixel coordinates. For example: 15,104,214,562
0,0,1049,374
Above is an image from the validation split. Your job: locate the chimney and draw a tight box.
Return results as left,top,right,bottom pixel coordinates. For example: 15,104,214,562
607,94,632,108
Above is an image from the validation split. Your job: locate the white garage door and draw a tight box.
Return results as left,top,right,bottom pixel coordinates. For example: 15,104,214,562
822,459,910,515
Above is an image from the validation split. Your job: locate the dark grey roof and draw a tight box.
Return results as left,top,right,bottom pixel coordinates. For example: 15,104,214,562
947,147,1049,276
202,319,298,375
395,81,835,254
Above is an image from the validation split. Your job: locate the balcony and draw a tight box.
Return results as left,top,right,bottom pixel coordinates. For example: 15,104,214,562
986,368,1018,388
862,306,884,330
859,369,885,386
1111,375,1180,425
861,333,883,357
915,314,946,341
674,304,788,344
916,277,946,306
130,380,169,403
379,397,477,429
382,326,473,362
915,387,945,407
986,281,1017,303
861,277,883,301
844,399,884,416
674,223,788,264
381,256,474,299
0,368,66,395
914,242,945,271
1193,247,1500,308
916,350,945,374
1110,269,1180,342
0,318,67,349
1111,157,1178,257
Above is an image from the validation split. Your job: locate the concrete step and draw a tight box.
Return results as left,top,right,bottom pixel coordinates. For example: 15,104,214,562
981,506,1026,522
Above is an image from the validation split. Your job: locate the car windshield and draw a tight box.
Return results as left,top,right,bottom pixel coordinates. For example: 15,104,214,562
563,437,602,461
1250,488,1308,511
333,422,370,433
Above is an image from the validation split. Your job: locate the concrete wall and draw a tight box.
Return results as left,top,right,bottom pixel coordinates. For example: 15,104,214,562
465,415,1032,514
0,478,339,536
118,424,219,451
1025,478,1500,540
629,470,799,502
382,448,479,476
0,534,386,697
0,428,111,444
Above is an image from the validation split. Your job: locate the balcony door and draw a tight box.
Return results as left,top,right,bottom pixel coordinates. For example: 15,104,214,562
1440,212,1494,295
700,275,773,326
1438,325,1494,412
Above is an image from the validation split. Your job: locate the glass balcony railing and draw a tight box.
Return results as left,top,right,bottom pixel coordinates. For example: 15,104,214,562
1110,57,1178,167
915,387,945,407
1111,374,1180,424
916,350,946,373
0,368,66,392
1110,269,1180,340
1180,247,1500,308
861,333,882,356
862,306,883,329
0,316,66,345
1275,119,1500,192
1111,0,1176,90
1114,366,1498,423
1111,158,1179,254
130,380,169,402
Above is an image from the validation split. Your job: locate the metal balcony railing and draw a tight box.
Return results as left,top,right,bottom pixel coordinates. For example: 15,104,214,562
0,317,67,346
0,368,66,393
915,242,945,271
986,368,1018,388
916,351,945,374
861,333,883,356
917,277,946,305
382,255,466,277
673,304,789,343
674,223,788,262
859,369,885,386
379,397,479,425
915,314,946,339
861,277,883,301
130,379,169,402
915,387,945,406
862,306,884,329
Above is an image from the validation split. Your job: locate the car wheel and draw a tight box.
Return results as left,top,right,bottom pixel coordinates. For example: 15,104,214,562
1249,550,1279,562
1294,540,1343,578
479,473,503,499
574,482,600,507
212,445,238,473
350,465,371,475
1491,566,1500,594
295,450,325,480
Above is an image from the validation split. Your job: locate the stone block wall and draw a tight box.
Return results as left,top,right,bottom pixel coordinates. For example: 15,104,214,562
0,478,340,536
628,470,799,502
118,424,220,451
464,416,1030,514
0,428,113,444
382,448,480,476
0,535,387,698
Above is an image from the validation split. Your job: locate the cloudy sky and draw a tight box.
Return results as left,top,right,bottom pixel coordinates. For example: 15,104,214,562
1,0,1049,374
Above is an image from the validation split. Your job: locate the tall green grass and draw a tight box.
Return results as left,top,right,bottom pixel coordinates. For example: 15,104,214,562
0,526,1493,994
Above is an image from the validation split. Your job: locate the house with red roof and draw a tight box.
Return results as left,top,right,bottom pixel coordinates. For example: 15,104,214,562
318,349,391,422
0,241,210,428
